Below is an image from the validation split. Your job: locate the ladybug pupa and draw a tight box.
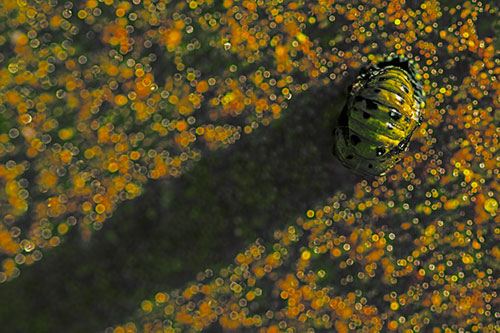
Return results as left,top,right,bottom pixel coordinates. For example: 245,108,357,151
332,55,426,176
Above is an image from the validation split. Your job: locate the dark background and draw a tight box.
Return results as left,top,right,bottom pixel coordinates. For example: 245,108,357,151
0,83,359,332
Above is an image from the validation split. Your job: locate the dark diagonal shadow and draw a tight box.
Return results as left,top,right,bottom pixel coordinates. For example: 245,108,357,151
0,83,361,332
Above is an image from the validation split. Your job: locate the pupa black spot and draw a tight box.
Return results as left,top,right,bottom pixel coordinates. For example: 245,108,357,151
395,94,405,104
366,99,378,110
368,163,373,169
350,135,361,145
376,147,386,156
389,109,402,120
346,155,354,160
398,141,408,150
363,112,371,119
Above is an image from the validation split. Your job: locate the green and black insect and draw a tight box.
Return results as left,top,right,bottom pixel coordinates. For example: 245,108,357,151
333,55,426,176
